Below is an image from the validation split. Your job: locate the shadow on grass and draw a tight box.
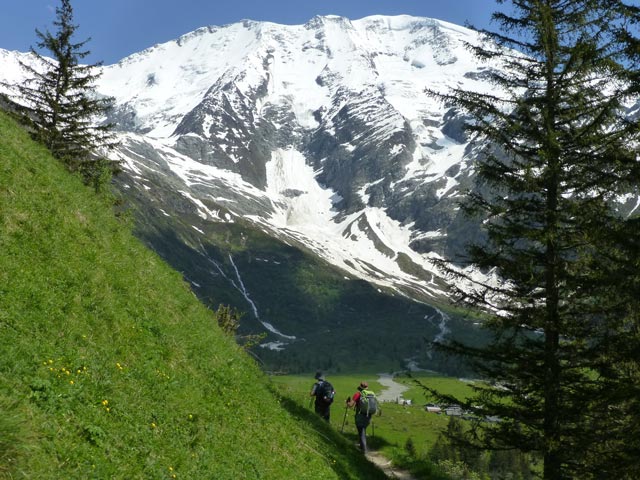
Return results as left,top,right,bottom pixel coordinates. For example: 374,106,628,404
277,395,389,479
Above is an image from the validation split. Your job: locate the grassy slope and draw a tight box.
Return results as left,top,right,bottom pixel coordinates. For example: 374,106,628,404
0,111,386,479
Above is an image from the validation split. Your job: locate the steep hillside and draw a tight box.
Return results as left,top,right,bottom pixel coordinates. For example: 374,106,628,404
0,110,385,479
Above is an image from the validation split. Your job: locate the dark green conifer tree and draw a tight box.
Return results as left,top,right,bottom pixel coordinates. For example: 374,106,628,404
13,0,117,190
430,1,640,479
583,214,640,476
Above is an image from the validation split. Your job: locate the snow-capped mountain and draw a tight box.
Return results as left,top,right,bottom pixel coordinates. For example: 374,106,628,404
0,15,505,371
97,15,500,301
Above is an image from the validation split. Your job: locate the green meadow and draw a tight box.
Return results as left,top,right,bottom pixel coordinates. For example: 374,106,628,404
271,372,476,461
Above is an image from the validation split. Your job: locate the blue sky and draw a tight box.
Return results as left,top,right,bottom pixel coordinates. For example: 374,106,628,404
0,0,499,64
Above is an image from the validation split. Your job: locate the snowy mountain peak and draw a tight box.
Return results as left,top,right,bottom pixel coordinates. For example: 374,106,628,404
305,14,354,29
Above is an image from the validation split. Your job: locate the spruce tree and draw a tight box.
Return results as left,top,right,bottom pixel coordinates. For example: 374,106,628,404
584,214,640,476
430,1,640,478
12,0,117,190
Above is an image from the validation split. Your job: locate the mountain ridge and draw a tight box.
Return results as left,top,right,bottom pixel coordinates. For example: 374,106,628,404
94,14,489,293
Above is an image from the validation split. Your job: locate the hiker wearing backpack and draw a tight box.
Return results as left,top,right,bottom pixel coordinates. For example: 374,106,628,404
346,381,378,454
310,371,335,422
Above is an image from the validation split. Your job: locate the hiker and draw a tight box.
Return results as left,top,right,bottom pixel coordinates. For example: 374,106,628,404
346,381,378,453
310,371,334,422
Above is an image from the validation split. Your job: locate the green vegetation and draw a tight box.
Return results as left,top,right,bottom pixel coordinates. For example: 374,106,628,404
272,372,474,450
273,372,537,479
7,0,117,191
393,373,475,408
431,1,640,478
0,110,388,479
272,373,471,475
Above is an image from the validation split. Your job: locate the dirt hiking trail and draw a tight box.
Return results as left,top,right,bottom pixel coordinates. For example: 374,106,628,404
366,451,419,479
367,373,419,478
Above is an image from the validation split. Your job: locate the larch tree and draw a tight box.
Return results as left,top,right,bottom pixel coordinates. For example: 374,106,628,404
429,1,640,479
12,0,118,191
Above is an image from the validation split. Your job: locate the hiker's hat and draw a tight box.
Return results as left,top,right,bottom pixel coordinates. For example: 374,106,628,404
358,381,368,390
314,371,324,380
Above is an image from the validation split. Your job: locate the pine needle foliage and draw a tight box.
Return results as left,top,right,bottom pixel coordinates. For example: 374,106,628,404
429,1,640,479
10,0,118,191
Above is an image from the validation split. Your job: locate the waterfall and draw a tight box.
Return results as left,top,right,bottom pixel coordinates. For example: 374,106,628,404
227,254,296,340
196,242,297,340
426,307,450,358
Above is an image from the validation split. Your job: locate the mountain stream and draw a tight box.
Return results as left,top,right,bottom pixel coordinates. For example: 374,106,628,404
196,242,296,340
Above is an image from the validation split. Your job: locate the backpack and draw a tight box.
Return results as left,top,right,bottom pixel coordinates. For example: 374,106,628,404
358,389,378,416
318,380,335,404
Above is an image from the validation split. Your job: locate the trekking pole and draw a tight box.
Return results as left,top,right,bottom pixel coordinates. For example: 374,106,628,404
340,405,348,432
340,397,350,433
